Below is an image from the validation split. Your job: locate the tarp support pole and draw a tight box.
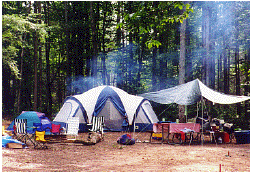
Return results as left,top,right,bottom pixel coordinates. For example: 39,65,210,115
185,105,187,123
197,102,199,119
201,96,204,146
133,113,136,140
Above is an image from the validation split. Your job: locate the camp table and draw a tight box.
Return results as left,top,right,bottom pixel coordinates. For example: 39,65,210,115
151,123,201,144
169,123,201,144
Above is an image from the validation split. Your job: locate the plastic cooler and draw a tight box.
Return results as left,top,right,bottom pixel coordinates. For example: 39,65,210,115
152,133,162,140
234,130,250,144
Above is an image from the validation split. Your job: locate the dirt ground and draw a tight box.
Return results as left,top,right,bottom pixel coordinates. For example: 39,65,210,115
2,121,250,172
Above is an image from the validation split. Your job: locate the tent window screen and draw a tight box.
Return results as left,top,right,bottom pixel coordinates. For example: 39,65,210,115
74,106,84,123
135,107,150,124
97,98,123,130
54,100,79,122
142,102,158,123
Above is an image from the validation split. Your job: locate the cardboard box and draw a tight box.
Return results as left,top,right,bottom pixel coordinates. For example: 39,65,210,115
7,143,24,149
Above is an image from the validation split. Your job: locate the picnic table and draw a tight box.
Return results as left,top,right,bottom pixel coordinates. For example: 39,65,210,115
150,123,201,144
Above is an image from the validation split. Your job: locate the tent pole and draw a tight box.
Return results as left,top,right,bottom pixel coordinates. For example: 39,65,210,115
185,105,187,123
201,96,204,146
197,102,199,120
133,114,136,140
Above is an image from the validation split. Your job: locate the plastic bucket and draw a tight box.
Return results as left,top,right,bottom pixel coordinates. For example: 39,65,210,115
234,130,250,144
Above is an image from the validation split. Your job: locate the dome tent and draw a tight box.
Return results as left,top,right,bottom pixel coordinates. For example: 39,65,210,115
53,86,159,132
7,111,52,134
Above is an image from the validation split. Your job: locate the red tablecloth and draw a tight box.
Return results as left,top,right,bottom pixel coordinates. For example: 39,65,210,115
169,123,200,133
153,123,200,133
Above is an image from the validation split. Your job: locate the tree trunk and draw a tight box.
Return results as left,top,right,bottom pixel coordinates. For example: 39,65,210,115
151,2,159,91
17,41,24,114
235,47,241,115
116,2,124,88
65,1,72,95
37,1,42,109
202,5,211,86
45,1,52,116
90,1,98,86
244,52,250,122
178,2,187,123
84,2,91,88
101,2,107,85
116,2,121,47
223,47,229,94
33,32,38,111
2,67,12,115
217,54,222,92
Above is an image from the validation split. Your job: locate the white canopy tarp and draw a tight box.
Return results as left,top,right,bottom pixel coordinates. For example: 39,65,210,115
140,79,250,105
198,80,250,104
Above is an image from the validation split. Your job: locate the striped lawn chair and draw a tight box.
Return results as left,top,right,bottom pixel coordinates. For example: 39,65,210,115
14,119,35,145
89,116,104,140
91,116,104,132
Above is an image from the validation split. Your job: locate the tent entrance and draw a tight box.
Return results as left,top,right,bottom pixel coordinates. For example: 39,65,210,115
132,102,154,132
97,98,124,131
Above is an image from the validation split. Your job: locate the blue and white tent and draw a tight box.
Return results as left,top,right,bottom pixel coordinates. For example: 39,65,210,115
7,111,52,134
53,86,158,132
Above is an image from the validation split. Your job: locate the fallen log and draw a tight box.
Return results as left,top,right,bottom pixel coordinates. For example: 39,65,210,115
61,139,96,145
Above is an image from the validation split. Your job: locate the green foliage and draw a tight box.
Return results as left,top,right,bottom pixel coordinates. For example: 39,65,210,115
2,14,28,79
146,40,162,49
2,14,47,80
121,1,193,50
2,1,250,131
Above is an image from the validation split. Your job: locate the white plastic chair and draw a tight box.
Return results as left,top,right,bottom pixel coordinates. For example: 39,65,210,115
66,117,79,139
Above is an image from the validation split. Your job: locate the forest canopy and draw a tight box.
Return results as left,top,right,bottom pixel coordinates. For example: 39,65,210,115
2,1,250,129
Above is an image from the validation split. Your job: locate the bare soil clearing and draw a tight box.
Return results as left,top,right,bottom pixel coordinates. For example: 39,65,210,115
2,121,250,172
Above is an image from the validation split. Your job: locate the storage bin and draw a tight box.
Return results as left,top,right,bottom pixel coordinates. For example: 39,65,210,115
234,130,250,144
152,133,162,140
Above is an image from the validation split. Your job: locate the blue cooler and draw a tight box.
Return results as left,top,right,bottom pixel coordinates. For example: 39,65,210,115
234,130,250,144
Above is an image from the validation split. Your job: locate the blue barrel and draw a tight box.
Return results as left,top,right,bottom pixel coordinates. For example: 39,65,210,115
234,130,250,144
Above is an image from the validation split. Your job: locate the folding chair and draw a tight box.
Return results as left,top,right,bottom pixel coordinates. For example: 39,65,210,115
2,126,7,136
209,126,218,144
66,117,79,140
51,124,64,135
91,116,104,132
34,131,48,149
13,119,35,146
89,116,104,140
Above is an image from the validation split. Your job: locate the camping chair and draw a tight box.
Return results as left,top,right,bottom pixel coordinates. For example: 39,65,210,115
66,117,79,140
51,124,64,135
89,116,104,140
34,131,48,149
2,126,7,136
13,119,35,145
209,125,218,144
